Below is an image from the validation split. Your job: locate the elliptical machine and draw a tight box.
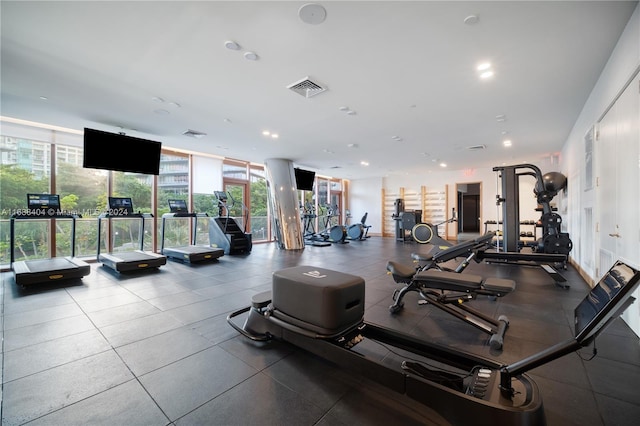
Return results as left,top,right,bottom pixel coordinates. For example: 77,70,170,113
302,202,330,247
320,204,348,244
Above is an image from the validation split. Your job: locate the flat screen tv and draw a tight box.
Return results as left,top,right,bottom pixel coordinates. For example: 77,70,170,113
294,168,315,191
574,260,640,344
83,128,162,175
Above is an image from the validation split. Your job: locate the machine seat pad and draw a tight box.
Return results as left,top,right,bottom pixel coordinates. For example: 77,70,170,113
410,246,438,262
413,270,483,291
482,277,516,293
386,261,417,279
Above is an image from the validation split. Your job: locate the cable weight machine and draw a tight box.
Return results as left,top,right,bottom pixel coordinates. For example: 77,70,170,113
484,164,573,287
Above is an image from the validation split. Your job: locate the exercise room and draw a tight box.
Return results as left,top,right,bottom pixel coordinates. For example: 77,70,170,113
1,2,639,425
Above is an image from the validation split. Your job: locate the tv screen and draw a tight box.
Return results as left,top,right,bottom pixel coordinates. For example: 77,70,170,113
294,168,315,191
83,128,162,175
574,261,640,343
27,193,60,211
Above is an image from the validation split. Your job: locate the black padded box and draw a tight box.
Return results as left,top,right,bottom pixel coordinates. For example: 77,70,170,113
272,266,365,334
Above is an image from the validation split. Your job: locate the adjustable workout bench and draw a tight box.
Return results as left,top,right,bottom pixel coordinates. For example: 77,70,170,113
402,232,496,274
387,268,515,349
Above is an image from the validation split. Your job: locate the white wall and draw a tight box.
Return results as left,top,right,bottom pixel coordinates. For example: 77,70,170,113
352,159,559,239
349,176,383,234
561,4,639,334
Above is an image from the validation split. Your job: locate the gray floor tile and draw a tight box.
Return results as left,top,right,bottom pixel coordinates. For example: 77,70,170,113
138,345,258,421
2,302,84,330
27,379,171,426
174,372,326,426
116,326,215,376
3,314,96,351
1,350,134,425
99,311,185,347
3,329,111,382
86,300,162,328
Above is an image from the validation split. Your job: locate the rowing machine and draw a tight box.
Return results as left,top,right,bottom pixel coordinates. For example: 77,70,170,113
227,261,639,426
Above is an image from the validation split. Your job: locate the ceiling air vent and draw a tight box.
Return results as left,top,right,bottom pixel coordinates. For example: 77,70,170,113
182,129,207,139
287,76,327,98
467,144,486,150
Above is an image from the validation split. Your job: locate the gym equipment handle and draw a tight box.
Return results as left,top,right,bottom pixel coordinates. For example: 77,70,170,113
608,233,621,238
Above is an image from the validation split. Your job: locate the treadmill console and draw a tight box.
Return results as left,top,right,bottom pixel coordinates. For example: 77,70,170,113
107,197,134,216
27,193,61,216
168,199,189,213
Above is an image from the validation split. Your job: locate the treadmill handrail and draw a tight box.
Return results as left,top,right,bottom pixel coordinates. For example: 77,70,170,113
160,212,209,250
96,213,153,257
10,214,80,263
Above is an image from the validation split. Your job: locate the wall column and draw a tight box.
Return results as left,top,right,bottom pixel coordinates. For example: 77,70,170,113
264,158,304,250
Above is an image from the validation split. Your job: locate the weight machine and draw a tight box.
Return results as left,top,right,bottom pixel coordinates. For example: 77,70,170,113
486,164,572,287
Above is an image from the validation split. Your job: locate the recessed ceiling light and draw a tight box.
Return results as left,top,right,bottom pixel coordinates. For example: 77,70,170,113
480,70,494,79
360,161,369,166
503,140,512,147
244,51,259,61
271,134,279,139
347,143,359,148
440,162,447,168
496,114,507,122
346,110,356,115
154,109,170,115
39,96,48,101
262,130,270,136
224,40,241,50
338,106,349,111
167,102,181,108
477,62,491,71
151,96,164,103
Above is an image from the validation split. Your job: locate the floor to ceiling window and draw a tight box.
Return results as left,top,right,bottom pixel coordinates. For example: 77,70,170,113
1,136,52,265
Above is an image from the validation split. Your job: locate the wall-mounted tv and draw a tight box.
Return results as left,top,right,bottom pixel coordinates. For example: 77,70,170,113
83,128,162,175
294,168,315,191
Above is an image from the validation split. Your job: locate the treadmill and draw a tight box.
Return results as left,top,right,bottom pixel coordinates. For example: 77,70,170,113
97,197,166,272
10,193,90,287
160,199,224,263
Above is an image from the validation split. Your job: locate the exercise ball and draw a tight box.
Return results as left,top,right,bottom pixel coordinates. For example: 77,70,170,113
542,172,567,193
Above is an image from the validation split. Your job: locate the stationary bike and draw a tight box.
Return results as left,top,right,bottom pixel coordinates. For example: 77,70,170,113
346,211,372,241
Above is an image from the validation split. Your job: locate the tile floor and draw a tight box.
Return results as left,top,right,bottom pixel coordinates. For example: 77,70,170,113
1,237,639,425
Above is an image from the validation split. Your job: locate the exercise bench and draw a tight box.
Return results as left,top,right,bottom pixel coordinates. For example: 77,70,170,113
407,232,496,274
386,268,515,350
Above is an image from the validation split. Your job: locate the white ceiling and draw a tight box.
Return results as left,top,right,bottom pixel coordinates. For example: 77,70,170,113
1,1,637,179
